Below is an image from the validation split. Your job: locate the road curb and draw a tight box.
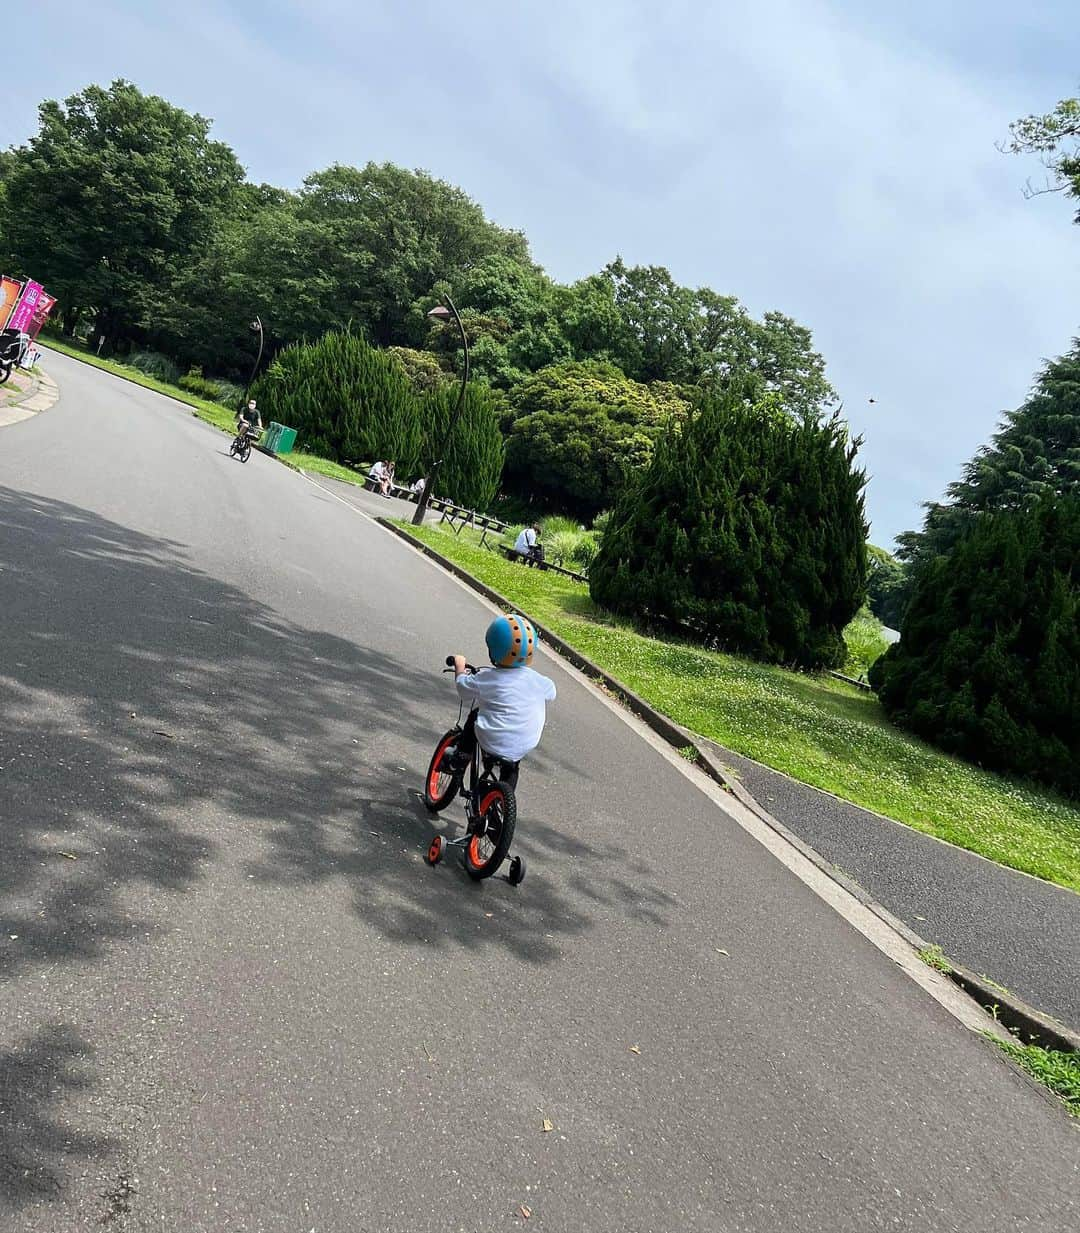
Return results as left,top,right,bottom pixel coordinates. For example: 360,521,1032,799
379,517,1080,1054
0,368,60,427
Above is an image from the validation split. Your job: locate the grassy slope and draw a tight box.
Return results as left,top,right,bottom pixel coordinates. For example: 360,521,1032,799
404,522,1080,892
39,337,370,488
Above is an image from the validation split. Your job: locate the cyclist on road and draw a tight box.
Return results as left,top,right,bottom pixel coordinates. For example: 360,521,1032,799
236,398,263,440
450,614,556,790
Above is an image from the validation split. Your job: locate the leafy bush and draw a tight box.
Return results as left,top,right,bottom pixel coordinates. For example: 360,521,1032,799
543,529,582,568
215,380,245,409
129,350,181,386
387,346,453,393
589,387,868,669
570,536,600,570
250,330,423,472
178,366,226,402
870,494,1080,798
503,361,689,518
842,609,890,679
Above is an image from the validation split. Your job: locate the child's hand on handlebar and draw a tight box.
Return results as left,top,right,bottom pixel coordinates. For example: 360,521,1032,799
453,654,468,676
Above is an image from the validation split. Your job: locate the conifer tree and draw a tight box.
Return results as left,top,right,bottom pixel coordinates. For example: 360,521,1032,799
871,494,1080,798
589,387,868,668
250,330,422,471
421,383,505,511
897,341,1080,576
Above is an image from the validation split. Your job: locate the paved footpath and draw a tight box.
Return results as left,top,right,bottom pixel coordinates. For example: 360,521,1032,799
1,350,1077,1233
713,747,1080,1032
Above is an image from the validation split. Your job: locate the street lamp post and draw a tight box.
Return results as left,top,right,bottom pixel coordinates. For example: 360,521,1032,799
412,295,469,526
242,315,264,407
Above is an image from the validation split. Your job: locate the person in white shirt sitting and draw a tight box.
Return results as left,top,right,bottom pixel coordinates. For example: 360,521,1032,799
513,522,544,567
368,459,393,497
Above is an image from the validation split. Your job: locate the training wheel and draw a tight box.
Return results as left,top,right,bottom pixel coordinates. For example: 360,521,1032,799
426,836,444,866
507,855,527,886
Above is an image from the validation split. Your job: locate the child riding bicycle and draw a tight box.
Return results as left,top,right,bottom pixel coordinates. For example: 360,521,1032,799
448,614,556,790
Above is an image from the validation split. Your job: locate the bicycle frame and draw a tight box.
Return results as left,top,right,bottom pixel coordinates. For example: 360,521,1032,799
425,659,526,884
447,704,497,833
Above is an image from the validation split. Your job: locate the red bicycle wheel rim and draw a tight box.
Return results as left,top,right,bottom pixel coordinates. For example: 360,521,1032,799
467,788,504,870
427,733,457,801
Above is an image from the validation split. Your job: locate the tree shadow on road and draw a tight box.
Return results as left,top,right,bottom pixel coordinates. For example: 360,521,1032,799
0,1024,115,1207
1,486,676,1203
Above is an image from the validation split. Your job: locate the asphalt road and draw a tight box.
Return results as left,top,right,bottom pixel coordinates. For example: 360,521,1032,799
1,351,1077,1233
713,747,1080,1030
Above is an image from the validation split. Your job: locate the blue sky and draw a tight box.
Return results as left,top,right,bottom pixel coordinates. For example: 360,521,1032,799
8,1,1080,545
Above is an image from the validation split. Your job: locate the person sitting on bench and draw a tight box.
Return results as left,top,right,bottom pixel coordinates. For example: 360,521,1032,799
368,459,393,497
514,522,545,567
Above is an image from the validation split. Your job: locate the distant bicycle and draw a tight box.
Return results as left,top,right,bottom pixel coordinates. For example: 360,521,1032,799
423,656,526,884
229,421,259,463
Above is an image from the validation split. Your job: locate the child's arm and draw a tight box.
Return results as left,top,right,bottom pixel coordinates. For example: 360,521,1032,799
453,654,479,700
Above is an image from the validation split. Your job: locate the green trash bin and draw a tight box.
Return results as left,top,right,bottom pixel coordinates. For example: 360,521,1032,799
276,426,297,455
261,423,282,452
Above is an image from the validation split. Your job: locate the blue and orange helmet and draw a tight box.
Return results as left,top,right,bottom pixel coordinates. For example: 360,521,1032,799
485,613,537,668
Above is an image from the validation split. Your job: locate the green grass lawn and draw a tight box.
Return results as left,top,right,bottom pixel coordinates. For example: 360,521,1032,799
39,337,370,488
402,521,1080,892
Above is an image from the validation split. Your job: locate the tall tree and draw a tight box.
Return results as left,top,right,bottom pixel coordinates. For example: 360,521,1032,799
897,341,1080,577
590,386,868,669
294,163,529,346
872,494,1080,799
417,255,574,388
0,80,245,345
598,259,834,416
1004,92,1080,215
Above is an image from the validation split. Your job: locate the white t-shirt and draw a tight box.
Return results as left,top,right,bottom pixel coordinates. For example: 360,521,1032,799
514,527,538,555
369,461,387,480
456,665,556,763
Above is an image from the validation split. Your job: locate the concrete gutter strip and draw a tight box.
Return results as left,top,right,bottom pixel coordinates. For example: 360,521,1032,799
0,369,60,427
379,516,1080,1055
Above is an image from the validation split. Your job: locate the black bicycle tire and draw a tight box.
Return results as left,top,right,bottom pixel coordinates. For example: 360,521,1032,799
0,362,11,385
240,440,252,463
464,781,516,880
424,729,463,812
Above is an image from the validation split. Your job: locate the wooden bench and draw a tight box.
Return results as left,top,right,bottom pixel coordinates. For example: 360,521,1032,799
498,544,587,584
434,501,509,541
364,478,418,501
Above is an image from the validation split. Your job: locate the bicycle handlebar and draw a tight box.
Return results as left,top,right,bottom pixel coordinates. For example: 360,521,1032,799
443,656,478,674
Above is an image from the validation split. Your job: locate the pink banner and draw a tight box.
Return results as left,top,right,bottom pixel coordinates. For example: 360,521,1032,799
28,292,56,340
6,280,43,334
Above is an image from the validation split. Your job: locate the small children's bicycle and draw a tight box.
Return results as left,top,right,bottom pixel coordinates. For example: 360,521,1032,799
423,656,527,885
